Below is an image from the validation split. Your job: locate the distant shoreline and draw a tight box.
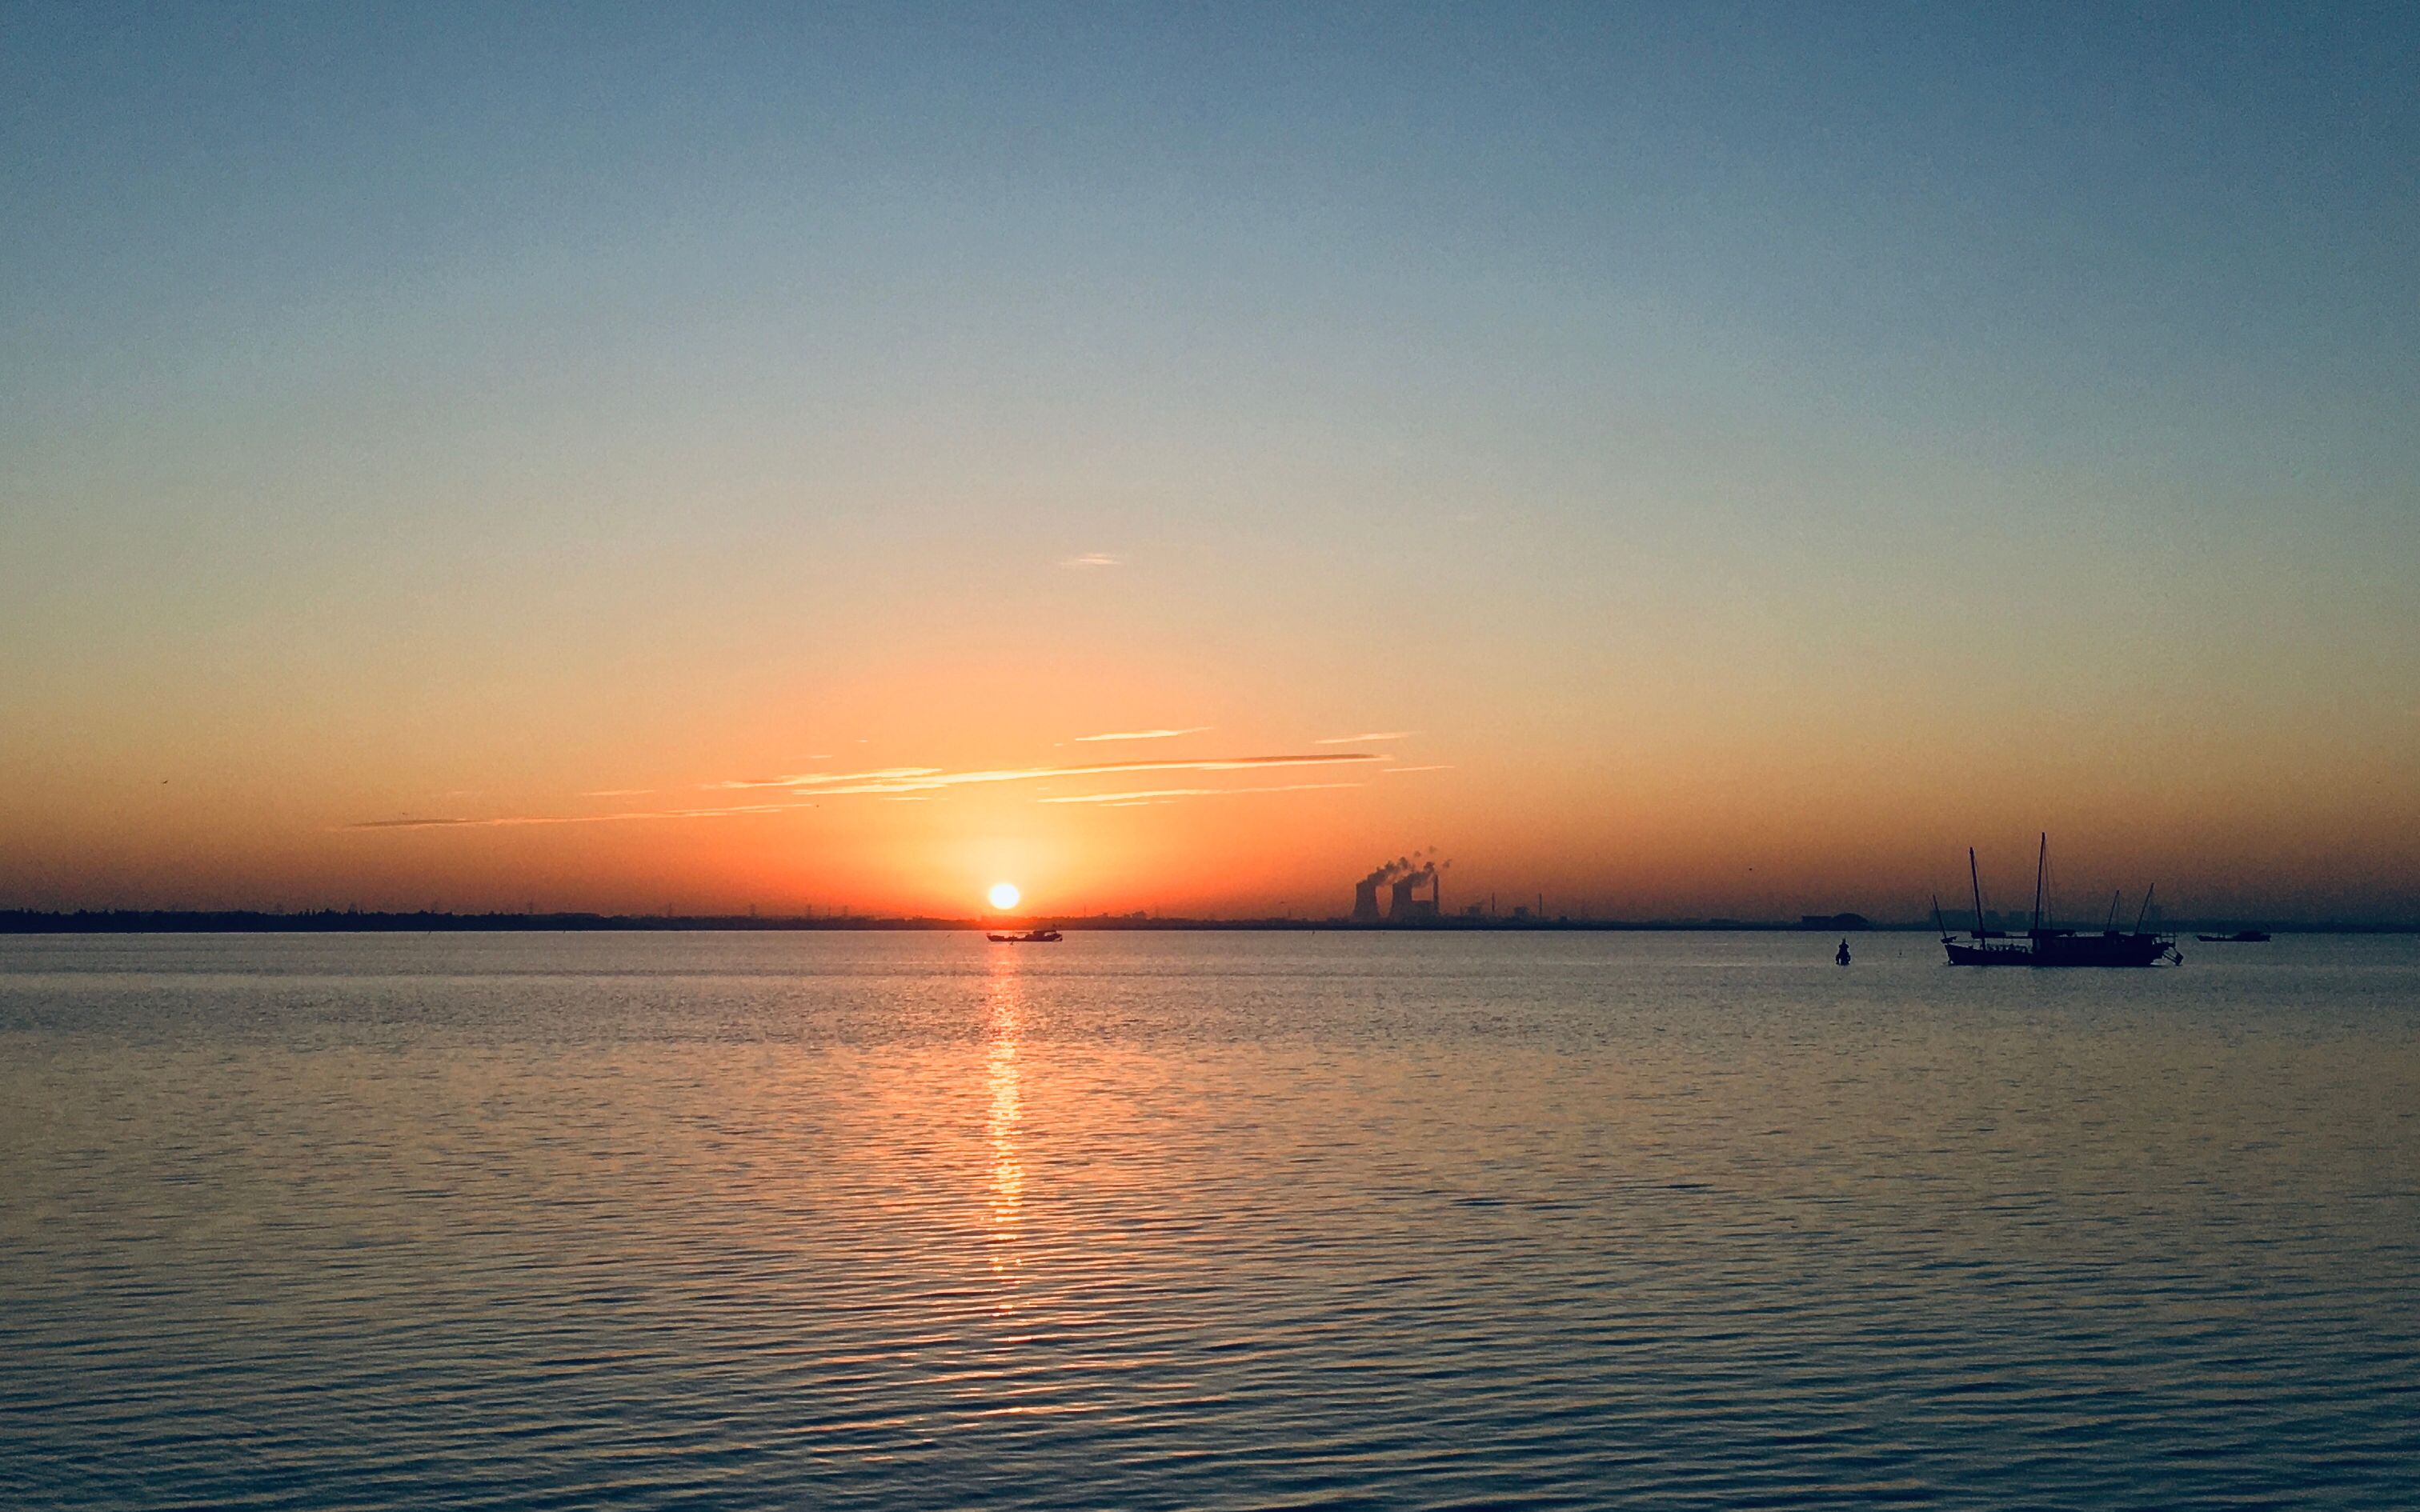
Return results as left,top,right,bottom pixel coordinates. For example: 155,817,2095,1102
3,910,2410,935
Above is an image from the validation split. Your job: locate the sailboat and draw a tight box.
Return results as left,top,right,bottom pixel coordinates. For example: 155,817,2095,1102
1937,836,2181,967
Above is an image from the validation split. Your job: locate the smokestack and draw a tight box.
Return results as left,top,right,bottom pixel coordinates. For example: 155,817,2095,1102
1359,850,1448,923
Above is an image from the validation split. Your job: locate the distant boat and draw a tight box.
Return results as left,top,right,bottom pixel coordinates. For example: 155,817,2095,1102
1937,837,2182,967
987,928,1062,943
2196,929,2271,942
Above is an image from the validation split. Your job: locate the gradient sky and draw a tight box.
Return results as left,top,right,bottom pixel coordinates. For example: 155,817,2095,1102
5,2,2416,921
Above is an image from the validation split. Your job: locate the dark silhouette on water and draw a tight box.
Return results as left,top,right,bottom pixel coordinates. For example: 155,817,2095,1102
1835,938,1852,966
1937,836,2182,966
986,928,1062,943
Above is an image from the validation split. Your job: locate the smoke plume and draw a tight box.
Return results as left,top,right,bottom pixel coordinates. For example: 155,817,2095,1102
1362,847,1450,885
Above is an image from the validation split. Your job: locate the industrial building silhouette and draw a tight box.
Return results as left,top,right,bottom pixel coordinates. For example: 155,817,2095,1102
1352,863,1441,923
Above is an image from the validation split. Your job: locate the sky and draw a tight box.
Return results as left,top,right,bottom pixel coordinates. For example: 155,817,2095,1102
4,2,2416,922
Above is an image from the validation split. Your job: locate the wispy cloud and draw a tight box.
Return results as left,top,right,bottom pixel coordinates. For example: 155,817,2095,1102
581,788,655,798
707,752,1380,797
709,766,943,791
1071,726,1211,743
1040,789,1223,805
346,802,793,831
1383,764,1454,774
1040,782,1364,805
1062,552,1120,568
1314,730,1413,744
352,753,1384,830
349,818,491,830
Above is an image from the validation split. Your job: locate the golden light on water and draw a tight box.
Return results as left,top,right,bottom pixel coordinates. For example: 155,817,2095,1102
984,950,1024,1306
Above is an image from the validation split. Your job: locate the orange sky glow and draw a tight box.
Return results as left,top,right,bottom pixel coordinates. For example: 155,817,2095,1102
4,10,2417,923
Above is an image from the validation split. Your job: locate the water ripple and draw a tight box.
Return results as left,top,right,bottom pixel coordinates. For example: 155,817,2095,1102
4,931,2417,1507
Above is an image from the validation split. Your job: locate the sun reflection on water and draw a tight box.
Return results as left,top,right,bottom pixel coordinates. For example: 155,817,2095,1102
984,949,1024,1302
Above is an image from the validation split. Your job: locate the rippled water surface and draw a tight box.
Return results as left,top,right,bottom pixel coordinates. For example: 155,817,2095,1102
5,930,2418,1508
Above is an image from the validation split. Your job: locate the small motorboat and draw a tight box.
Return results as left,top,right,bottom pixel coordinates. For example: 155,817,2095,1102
987,928,1062,943
2195,929,2271,942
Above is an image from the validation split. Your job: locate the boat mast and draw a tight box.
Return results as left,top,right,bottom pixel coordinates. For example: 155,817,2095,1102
1969,848,1987,938
2134,882,2155,934
2033,834,2047,934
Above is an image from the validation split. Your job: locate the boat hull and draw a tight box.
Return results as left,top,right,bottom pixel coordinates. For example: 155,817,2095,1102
1944,934,2178,967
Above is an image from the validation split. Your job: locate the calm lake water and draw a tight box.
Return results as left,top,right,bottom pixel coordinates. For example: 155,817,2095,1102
4,930,2416,1509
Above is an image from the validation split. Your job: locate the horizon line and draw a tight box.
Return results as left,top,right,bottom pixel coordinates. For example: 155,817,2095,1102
4,906,2410,934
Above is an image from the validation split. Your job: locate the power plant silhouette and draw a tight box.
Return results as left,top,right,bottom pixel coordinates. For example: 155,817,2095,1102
1352,852,1444,923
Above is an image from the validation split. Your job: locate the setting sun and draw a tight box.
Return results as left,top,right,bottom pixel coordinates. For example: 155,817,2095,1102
988,882,1021,912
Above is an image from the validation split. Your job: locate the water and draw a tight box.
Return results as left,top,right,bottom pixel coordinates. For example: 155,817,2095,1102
4,930,2416,1509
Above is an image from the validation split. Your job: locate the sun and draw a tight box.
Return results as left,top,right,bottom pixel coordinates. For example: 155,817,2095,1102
987,882,1021,912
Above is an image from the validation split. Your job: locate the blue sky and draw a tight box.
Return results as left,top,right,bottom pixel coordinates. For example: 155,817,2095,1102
4,2,2415,915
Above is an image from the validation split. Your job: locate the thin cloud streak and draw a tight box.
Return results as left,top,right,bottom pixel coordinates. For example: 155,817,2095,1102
346,803,793,831
1072,726,1211,742
1314,730,1413,744
708,753,1380,796
1062,552,1120,568
1039,782,1364,805
710,766,943,790
1383,764,1455,774
351,753,1385,829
